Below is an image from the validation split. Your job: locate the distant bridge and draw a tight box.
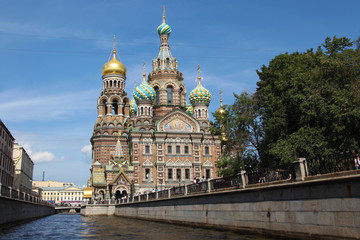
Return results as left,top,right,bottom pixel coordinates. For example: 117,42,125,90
55,206,81,214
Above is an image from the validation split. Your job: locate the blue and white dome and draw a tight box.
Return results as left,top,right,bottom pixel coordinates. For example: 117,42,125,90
157,22,172,35
133,80,156,102
186,102,194,115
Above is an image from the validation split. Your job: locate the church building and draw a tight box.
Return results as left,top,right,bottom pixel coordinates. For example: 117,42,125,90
88,9,222,201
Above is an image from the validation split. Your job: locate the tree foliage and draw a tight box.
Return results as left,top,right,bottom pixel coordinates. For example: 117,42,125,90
256,36,360,166
213,36,360,174
211,92,262,176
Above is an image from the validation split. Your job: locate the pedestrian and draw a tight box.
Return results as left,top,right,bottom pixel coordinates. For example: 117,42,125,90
355,154,360,170
193,177,197,184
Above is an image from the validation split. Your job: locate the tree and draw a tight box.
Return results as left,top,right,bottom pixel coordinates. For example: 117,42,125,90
211,92,263,176
256,36,360,166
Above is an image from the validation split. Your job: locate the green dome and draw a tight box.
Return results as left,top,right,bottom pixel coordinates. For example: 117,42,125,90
189,81,211,105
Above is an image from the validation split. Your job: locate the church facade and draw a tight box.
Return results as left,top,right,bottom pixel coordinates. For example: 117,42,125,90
88,11,222,201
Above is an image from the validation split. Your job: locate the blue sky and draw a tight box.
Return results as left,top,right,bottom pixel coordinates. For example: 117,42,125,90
0,0,359,186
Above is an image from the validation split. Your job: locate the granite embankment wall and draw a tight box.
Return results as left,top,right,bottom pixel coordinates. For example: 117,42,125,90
81,204,115,216
111,175,360,240
0,197,55,225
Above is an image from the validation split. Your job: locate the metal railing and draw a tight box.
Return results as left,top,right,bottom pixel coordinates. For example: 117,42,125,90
170,185,185,196
85,154,360,206
247,167,295,185
308,150,359,175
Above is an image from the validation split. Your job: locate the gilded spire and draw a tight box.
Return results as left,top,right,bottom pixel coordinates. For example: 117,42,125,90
162,6,166,23
220,90,223,106
142,61,146,81
112,35,117,57
102,35,127,76
197,64,202,84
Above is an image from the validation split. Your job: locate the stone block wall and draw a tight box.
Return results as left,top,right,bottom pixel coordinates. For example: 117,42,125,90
0,197,54,225
81,204,115,216
114,175,360,239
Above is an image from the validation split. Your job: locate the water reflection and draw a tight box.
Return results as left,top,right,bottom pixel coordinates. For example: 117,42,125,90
0,214,278,240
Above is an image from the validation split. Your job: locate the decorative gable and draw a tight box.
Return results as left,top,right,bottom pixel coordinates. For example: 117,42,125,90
166,159,175,167
110,170,132,186
203,160,213,168
142,159,153,167
157,110,200,133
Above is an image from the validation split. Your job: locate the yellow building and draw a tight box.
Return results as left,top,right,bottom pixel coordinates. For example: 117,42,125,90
41,186,84,205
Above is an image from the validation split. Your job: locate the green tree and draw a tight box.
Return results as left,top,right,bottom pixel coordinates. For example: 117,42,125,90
256,36,360,166
211,92,263,176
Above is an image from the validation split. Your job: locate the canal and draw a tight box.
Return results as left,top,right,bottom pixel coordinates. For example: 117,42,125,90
0,214,280,240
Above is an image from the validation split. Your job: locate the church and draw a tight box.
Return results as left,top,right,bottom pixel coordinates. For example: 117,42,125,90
87,9,224,201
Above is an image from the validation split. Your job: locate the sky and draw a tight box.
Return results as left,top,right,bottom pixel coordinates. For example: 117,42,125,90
0,0,359,186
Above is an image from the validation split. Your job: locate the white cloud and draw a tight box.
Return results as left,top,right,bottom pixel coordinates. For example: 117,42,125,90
81,144,92,156
31,151,56,163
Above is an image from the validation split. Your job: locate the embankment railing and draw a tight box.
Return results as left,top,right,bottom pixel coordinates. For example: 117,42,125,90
86,155,359,206
0,183,54,207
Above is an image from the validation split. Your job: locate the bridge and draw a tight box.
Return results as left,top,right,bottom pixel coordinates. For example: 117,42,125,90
55,206,81,214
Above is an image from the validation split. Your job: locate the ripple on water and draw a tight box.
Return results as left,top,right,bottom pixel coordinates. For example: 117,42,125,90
0,214,280,240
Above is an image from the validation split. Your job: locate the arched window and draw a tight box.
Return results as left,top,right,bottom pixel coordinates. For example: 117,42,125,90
110,81,112,87
167,86,173,104
154,86,160,104
112,100,118,115
198,109,201,117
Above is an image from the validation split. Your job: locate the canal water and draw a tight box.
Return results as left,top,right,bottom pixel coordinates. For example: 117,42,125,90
0,214,279,240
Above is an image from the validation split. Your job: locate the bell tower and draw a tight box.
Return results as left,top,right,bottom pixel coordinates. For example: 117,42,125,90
91,36,131,165
148,6,187,120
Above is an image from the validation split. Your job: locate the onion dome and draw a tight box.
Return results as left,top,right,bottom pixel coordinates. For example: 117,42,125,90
102,50,127,76
189,65,212,104
220,132,228,142
133,63,156,102
157,7,172,35
157,23,172,35
130,98,137,114
186,102,194,115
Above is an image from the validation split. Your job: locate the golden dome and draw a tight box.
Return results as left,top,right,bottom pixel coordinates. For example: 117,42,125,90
102,50,127,76
220,132,228,142
217,106,226,115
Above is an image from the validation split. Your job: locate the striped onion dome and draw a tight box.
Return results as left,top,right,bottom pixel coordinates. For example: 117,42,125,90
186,102,194,115
189,81,211,104
129,98,137,114
133,80,156,102
157,22,172,35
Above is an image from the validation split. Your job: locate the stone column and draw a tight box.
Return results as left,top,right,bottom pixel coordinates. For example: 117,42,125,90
105,185,110,200
293,158,309,181
207,179,212,193
106,104,112,115
118,103,124,116
240,170,248,188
